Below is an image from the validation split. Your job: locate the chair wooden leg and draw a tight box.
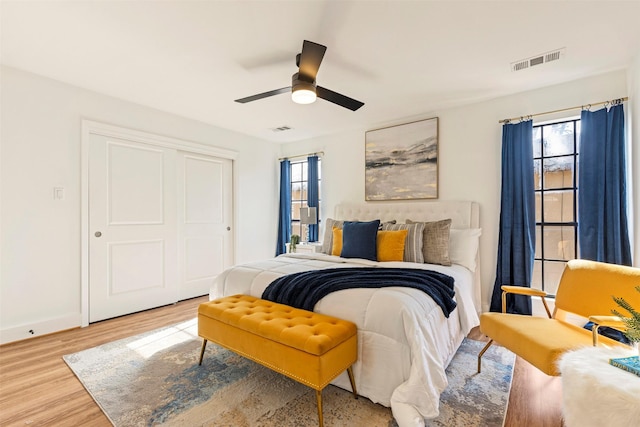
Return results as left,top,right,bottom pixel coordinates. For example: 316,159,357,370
477,339,494,373
198,339,207,365
346,366,358,399
316,389,324,427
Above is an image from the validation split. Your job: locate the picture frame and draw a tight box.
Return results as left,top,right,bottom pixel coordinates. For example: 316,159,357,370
365,117,439,200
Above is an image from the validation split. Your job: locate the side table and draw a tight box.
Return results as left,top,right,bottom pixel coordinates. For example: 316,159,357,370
290,242,323,254
558,346,640,427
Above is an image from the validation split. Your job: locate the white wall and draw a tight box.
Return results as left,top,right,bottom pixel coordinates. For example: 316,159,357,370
281,70,630,312
2,66,634,344
629,52,640,266
0,66,279,344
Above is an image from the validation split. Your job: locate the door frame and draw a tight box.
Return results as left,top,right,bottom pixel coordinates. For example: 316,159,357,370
81,120,237,327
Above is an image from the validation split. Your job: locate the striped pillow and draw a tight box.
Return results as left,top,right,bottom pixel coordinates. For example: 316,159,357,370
381,222,425,263
406,218,452,266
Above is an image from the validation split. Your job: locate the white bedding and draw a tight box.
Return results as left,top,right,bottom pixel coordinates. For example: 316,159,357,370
210,252,480,426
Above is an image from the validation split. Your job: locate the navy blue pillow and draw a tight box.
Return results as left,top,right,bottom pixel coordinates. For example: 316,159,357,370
340,220,380,261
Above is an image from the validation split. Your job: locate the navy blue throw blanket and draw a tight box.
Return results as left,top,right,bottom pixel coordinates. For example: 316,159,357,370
262,267,457,317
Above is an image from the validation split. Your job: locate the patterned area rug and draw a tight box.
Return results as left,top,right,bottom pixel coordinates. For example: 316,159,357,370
63,319,514,426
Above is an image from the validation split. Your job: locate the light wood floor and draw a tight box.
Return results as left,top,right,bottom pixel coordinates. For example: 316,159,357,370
468,328,564,427
0,296,563,426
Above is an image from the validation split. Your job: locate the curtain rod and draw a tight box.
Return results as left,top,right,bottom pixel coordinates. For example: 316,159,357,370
498,97,628,124
278,151,324,161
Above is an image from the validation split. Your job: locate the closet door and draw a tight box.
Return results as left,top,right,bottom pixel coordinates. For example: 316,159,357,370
88,135,178,322
177,152,233,300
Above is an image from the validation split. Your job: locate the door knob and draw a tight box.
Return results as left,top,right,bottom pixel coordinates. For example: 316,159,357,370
95,231,102,237
227,227,231,231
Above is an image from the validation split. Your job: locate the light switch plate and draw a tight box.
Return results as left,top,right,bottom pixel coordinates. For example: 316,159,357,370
53,187,65,200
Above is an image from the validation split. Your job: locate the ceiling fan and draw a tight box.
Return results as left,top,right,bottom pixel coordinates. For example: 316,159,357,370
234,40,364,111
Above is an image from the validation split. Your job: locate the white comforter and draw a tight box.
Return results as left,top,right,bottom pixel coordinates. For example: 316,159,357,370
210,253,480,426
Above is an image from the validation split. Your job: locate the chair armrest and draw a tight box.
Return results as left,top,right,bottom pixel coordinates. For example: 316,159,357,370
500,286,552,317
589,315,626,330
589,315,627,346
501,286,548,297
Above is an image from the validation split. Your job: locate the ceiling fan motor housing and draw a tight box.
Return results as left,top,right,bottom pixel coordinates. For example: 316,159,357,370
291,72,316,92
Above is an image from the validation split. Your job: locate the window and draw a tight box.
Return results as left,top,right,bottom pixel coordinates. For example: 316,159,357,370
290,159,321,240
532,119,580,295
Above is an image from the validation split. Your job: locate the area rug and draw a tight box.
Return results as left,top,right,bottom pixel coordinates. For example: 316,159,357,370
63,319,514,426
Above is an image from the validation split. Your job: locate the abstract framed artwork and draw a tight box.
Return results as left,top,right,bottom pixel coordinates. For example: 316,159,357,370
365,117,439,200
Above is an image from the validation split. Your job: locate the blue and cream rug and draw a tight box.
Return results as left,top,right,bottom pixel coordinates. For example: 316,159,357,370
63,319,514,426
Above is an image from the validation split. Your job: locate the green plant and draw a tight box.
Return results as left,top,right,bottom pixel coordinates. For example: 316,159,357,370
612,285,640,343
290,234,300,252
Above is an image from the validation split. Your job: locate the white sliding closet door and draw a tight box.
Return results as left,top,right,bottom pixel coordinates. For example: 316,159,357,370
88,135,179,322
86,124,235,323
177,152,233,300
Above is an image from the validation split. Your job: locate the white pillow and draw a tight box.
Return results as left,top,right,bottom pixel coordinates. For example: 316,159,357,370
449,228,482,271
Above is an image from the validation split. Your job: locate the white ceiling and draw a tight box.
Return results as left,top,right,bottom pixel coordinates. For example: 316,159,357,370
2,1,640,143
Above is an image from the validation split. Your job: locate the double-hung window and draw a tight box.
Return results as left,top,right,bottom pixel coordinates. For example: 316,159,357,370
532,119,580,295
290,159,321,240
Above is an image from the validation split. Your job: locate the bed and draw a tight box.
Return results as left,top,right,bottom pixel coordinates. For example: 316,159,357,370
210,201,482,427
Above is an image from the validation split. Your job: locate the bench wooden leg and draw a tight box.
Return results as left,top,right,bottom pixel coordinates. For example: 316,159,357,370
347,366,358,399
316,389,324,427
198,339,207,366
477,339,493,373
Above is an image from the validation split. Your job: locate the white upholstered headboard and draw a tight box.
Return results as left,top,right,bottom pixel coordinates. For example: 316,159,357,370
334,201,479,229
333,201,482,314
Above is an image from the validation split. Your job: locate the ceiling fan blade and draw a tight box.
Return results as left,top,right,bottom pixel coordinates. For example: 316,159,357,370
298,40,326,82
234,87,291,103
316,86,364,111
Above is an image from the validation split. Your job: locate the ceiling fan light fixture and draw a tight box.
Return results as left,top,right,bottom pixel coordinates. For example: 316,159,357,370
292,87,316,104
291,76,317,104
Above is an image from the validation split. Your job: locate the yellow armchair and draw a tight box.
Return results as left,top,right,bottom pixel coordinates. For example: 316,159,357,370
478,259,640,376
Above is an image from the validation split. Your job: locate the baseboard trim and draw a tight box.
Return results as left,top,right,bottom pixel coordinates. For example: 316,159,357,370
0,313,81,345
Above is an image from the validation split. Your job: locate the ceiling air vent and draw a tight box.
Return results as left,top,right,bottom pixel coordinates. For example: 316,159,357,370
512,59,529,72
271,125,292,132
545,50,562,62
511,48,565,72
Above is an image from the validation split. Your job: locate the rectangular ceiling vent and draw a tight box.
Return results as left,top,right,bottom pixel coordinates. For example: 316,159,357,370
511,48,565,72
271,125,292,132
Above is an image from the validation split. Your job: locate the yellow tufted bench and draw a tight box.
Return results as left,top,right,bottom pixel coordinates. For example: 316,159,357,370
198,294,358,427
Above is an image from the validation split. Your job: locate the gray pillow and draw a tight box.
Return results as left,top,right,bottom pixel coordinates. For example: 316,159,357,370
321,218,345,254
406,219,452,266
381,222,425,263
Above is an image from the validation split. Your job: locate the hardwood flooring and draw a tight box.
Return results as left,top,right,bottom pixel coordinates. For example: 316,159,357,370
0,296,207,427
0,297,563,427
468,327,564,427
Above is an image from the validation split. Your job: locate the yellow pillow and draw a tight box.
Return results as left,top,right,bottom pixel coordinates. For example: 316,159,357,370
377,230,408,262
331,227,343,256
